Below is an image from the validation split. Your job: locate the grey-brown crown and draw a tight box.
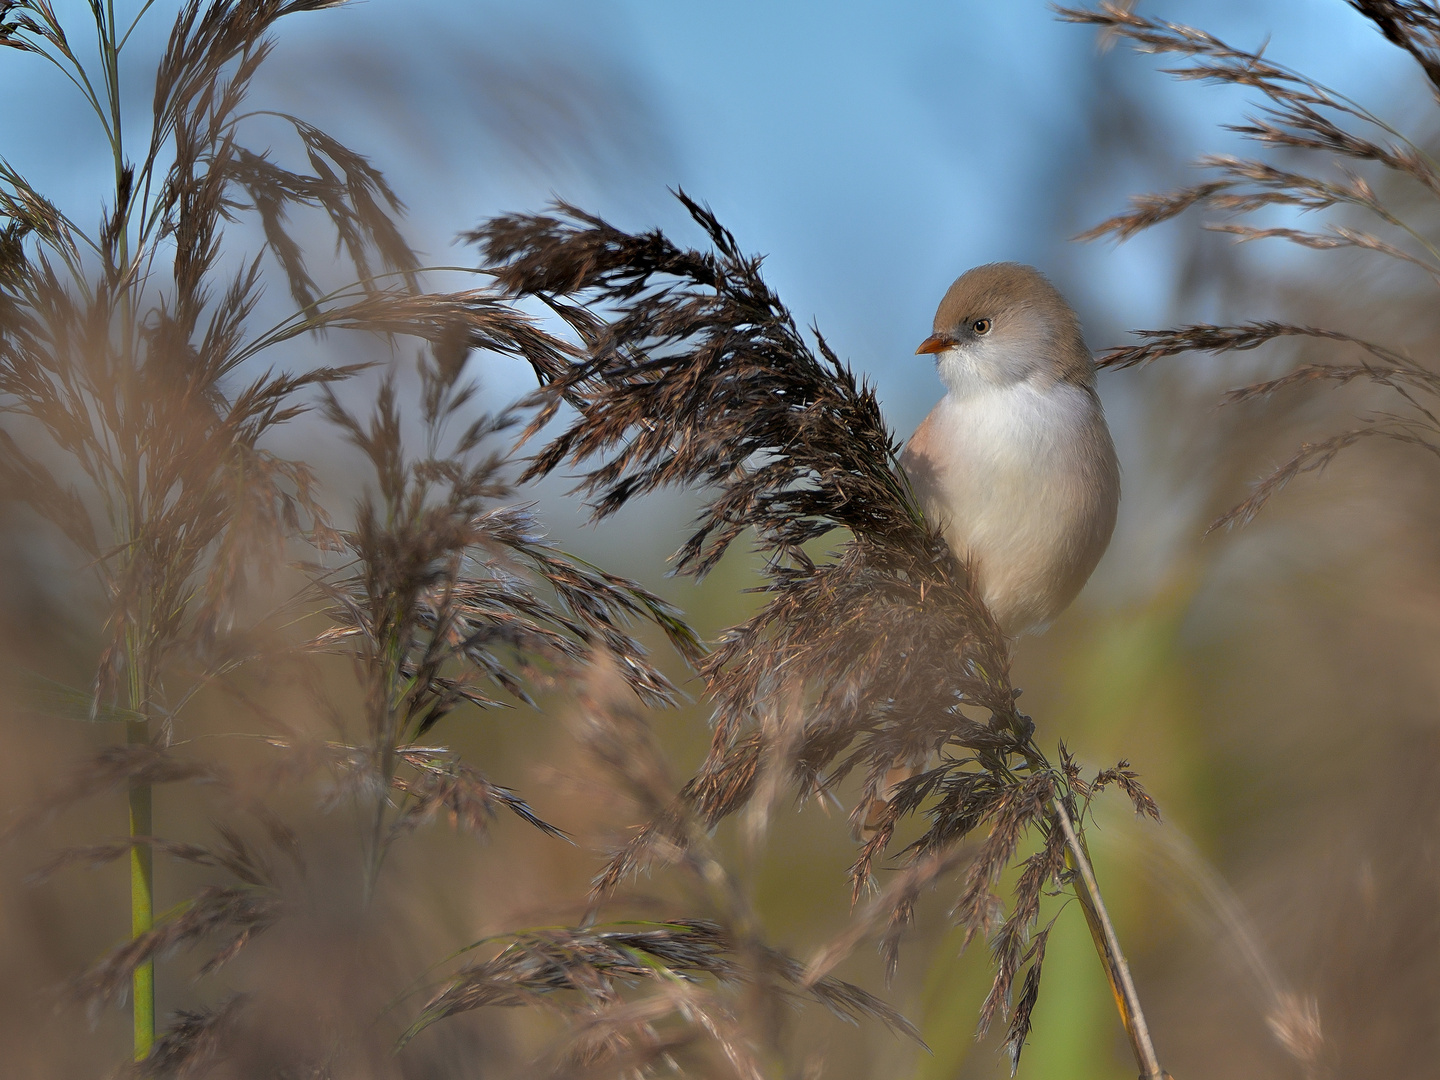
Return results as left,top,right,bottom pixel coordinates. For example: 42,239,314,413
932,263,1094,386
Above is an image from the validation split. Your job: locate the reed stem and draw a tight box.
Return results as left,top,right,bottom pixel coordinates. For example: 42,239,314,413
126,718,154,1060
1052,796,1165,1080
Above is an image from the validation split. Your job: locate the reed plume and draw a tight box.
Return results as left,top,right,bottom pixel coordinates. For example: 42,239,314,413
1061,0,1440,530
0,1,693,1070
463,193,1166,1074
401,652,922,1079
300,321,699,895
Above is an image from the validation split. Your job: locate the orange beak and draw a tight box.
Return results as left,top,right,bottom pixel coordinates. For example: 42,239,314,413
915,333,958,355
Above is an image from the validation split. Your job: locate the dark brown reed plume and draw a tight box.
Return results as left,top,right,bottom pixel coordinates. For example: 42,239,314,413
463,193,1167,1075
1060,0,1440,531
0,0,656,1069
402,661,921,1079
300,325,700,896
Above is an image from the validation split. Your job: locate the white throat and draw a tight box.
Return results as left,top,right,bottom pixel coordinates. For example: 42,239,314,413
934,324,1063,397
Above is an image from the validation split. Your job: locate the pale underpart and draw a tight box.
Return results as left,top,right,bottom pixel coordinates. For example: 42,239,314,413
902,373,1119,637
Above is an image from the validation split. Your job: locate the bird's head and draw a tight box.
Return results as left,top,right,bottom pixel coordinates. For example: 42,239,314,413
916,262,1094,398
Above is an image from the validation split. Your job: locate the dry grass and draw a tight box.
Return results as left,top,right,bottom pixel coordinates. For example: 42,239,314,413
1062,0,1440,532
470,193,1163,1073
20,0,1433,1076
0,1,697,1073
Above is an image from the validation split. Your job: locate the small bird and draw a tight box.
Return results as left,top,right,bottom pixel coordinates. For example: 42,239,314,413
862,263,1120,835
904,262,1120,634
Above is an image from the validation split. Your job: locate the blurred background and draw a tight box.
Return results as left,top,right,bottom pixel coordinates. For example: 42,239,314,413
2,1,1438,1077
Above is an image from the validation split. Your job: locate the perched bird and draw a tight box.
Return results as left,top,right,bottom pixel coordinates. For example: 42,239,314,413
904,262,1120,634
862,263,1120,834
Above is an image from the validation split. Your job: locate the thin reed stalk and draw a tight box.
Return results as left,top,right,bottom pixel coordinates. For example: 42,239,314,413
1054,796,1164,1080
126,727,155,1057
104,0,157,1047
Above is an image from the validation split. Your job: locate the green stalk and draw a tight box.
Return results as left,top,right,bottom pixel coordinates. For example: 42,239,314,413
1052,796,1165,1080
125,620,153,1060
1008,718,1166,1079
127,721,154,1060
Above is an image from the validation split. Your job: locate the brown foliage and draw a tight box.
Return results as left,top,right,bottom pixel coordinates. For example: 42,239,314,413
465,193,1160,1066
1063,0,1440,529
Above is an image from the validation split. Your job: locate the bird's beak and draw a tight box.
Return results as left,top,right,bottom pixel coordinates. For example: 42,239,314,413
915,333,958,355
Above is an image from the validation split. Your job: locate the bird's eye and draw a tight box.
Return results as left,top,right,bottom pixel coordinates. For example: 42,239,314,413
973,318,992,335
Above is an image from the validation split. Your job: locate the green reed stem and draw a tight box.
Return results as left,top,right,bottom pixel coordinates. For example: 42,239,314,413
125,617,154,1060
1011,721,1165,1079
127,719,154,1060
1052,795,1166,1080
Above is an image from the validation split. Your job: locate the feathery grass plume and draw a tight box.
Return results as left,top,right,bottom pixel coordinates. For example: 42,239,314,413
27,807,300,1044
403,661,922,1077
468,193,1165,1074
403,921,920,1076
0,0,631,1065
303,332,699,893
131,996,248,1080
1060,0,1440,530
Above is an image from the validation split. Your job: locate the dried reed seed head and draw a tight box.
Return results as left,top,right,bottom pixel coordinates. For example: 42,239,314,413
76,885,282,1012
3,5,654,1072
403,920,923,1055
134,996,248,1080
0,0,450,708
468,192,1163,1074
390,750,568,840
1063,0,1440,243
1069,0,1440,536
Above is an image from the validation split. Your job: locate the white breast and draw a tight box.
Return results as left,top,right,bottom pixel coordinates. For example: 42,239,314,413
900,380,1119,635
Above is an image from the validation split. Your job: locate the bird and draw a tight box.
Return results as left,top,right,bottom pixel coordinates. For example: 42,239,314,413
861,262,1120,836
904,262,1120,634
